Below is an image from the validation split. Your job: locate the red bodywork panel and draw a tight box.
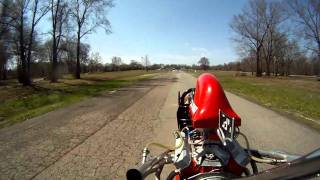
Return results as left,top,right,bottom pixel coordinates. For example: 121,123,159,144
190,73,241,129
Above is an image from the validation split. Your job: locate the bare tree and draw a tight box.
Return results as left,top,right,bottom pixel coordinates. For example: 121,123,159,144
129,60,143,70
50,0,69,82
198,57,210,70
26,0,49,83
88,52,103,72
0,0,11,80
59,38,76,73
262,1,286,76
287,0,320,74
111,56,121,71
70,0,113,79
0,0,48,85
284,40,301,76
142,55,150,71
231,0,269,77
3,0,30,84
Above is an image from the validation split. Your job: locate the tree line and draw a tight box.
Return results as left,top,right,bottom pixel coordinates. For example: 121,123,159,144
0,0,113,85
230,0,320,77
2,0,318,86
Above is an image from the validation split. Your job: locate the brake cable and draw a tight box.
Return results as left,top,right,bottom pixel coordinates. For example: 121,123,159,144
239,132,287,164
145,130,184,151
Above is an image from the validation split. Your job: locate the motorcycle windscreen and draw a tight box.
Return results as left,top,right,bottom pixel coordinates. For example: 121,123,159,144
190,73,241,129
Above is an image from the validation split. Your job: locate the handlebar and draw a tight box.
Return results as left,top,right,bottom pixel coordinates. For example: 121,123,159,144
126,149,301,180
126,158,156,180
126,151,173,180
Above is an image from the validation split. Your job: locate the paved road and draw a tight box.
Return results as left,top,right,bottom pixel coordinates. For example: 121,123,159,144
0,72,319,179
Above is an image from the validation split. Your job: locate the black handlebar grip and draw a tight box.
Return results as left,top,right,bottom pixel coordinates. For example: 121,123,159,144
126,169,142,180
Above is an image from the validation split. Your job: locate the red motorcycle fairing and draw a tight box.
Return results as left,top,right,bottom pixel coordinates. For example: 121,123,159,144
190,73,241,129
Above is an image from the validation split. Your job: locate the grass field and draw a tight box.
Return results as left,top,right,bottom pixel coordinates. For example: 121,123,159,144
190,70,320,130
0,70,160,128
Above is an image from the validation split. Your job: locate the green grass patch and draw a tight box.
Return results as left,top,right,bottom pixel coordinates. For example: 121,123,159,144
190,70,320,130
0,70,160,128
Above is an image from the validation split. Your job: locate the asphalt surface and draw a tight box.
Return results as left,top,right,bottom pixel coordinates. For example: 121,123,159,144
0,71,319,179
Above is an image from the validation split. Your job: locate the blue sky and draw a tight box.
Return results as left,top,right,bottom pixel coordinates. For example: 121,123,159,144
76,0,247,65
